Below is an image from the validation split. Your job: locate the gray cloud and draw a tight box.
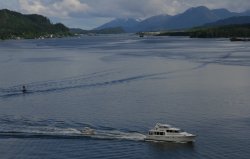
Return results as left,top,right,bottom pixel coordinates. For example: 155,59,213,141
19,0,91,18
19,0,250,19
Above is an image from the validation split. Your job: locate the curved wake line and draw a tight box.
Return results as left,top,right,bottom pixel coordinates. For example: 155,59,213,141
0,63,207,98
0,74,157,98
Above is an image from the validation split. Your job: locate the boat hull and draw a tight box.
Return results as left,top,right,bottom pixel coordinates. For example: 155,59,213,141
145,135,196,143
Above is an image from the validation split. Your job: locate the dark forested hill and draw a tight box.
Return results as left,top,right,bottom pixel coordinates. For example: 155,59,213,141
203,16,250,27
189,24,250,38
157,24,250,38
0,9,71,40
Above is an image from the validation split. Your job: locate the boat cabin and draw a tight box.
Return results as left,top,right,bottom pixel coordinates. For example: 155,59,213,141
148,124,182,136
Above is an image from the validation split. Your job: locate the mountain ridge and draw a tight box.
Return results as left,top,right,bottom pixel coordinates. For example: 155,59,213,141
96,6,250,32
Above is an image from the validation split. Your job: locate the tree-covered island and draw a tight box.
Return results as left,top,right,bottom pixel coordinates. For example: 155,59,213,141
0,9,72,40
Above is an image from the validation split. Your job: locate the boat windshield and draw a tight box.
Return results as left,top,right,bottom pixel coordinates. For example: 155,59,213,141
149,131,165,136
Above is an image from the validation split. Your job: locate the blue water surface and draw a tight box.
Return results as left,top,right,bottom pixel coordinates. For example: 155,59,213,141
0,35,250,159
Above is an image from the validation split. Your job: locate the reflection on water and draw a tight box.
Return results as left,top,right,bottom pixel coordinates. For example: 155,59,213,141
0,35,250,159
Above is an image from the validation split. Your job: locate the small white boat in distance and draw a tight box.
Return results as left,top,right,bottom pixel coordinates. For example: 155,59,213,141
81,127,95,135
145,123,196,143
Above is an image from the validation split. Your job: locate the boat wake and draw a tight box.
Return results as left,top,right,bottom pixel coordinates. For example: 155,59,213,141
0,128,146,141
0,117,146,141
90,130,146,141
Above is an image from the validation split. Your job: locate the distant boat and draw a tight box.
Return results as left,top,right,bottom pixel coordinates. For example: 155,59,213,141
230,37,250,42
145,123,196,143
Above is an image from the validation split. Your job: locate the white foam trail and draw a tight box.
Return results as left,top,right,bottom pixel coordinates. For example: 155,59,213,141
8,127,82,136
91,130,146,141
1,125,146,141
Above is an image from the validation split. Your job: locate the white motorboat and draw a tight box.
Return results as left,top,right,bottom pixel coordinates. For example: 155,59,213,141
145,123,196,143
81,127,95,135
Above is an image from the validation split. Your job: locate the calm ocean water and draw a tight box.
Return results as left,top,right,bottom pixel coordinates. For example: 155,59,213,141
0,35,250,159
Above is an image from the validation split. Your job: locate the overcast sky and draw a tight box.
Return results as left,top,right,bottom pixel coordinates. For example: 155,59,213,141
1,0,250,29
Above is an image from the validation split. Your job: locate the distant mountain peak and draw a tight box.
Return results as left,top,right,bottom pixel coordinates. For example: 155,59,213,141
212,8,229,12
113,18,135,21
95,18,139,31
186,6,210,12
